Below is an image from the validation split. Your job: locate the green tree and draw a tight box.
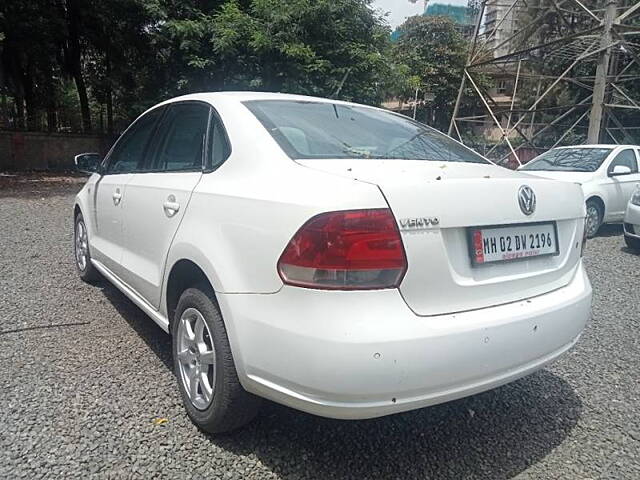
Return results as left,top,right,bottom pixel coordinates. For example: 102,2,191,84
391,15,468,130
153,0,392,104
0,0,66,130
80,0,158,133
1,0,396,134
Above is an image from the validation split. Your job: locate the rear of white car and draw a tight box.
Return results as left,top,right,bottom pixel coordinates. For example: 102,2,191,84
217,172,591,418
73,92,592,431
211,96,592,419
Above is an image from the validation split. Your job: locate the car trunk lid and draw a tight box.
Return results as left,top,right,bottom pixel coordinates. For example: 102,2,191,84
297,159,586,316
517,169,595,184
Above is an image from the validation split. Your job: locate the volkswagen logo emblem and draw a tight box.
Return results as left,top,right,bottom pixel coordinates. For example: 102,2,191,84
518,185,536,216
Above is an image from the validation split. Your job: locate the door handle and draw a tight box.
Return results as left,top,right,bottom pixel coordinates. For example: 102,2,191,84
163,195,180,217
112,189,122,205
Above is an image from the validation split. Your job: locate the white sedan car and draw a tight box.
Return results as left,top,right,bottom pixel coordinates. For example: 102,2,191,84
73,92,591,433
519,145,640,237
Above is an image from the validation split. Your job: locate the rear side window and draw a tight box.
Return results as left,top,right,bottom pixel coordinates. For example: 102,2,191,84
106,107,164,174
149,103,210,172
207,115,231,170
243,100,488,163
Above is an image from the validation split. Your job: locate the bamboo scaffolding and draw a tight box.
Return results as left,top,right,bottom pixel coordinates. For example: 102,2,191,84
449,0,640,164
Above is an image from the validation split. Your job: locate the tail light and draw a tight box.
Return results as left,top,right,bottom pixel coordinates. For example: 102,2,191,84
277,209,407,290
581,216,588,257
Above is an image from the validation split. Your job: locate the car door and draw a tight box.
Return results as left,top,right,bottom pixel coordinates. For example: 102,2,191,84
603,148,640,219
118,102,211,308
90,107,164,274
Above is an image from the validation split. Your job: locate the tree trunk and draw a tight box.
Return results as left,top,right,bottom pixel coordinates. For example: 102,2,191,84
22,60,38,131
106,91,113,134
73,70,91,132
13,89,25,130
47,106,57,132
105,47,113,134
44,63,57,132
6,51,26,129
65,0,91,132
1,94,7,129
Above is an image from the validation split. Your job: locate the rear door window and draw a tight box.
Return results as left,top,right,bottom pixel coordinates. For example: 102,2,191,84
147,103,210,172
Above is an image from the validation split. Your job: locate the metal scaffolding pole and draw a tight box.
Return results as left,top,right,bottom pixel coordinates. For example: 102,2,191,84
448,0,486,138
587,0,618,143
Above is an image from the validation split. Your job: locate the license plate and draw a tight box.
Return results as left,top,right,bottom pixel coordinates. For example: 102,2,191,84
469,222,559,265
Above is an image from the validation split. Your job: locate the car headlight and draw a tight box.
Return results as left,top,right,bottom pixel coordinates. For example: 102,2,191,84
631,189,640,206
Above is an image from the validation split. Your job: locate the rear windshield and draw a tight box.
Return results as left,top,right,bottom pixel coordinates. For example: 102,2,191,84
244,100,488,164
521,147,612,172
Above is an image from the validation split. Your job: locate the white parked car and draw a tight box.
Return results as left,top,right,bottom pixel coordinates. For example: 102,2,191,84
73,92,592,433
519,145,640,237
623,187,640,250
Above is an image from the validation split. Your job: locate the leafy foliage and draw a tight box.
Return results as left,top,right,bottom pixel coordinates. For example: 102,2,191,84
0,0,394,133
390,15,469,130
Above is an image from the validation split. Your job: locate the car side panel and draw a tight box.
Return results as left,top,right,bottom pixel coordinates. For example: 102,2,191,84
73,173,100,235
160,97,388,300
596,149,640,220
163,161,387,298
581,180,614,221
75,172,133,275
119,172,203,308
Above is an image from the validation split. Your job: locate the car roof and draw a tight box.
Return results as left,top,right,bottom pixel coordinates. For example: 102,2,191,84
554,144,639,149
158,91,359,107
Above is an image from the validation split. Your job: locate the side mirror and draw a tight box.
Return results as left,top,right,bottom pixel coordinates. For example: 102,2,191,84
610,165,632,176
74,153,102,174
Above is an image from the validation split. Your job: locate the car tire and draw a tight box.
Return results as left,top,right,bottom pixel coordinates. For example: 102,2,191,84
74,212,100,283
172,286,261,434
585,200,603,239
624,234,640,251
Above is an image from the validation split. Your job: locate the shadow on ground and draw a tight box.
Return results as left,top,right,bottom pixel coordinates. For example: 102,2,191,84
99,281,582,480
213,373,581,480
596,223,623,237
100,282,173,371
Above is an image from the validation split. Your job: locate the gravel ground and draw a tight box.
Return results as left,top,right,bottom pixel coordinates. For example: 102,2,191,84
0,177,638,479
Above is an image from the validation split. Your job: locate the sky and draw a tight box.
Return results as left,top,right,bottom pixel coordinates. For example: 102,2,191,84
372,0,468,29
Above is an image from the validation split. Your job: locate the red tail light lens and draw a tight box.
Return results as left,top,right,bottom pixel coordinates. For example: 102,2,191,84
278,209,407,290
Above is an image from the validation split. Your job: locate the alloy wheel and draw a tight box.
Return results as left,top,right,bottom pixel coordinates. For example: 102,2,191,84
74,220,89,271
176,308,216,410
585,205,601,237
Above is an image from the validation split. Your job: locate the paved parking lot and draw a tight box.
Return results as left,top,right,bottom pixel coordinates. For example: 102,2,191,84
1,176,639,479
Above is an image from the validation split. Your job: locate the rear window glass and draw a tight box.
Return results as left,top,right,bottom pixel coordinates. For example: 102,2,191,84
244,100,488,164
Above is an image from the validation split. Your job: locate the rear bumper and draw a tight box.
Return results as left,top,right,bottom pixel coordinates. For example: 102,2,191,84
624,202,640,238
219,262,591,420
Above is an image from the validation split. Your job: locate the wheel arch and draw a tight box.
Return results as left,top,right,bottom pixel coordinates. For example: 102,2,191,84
73,188,95,236
586,195,605,216
165,258,217,330
73,202,91,236
162,256,249,384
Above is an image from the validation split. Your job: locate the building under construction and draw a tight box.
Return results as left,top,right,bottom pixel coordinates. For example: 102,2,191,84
448,0,640,166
